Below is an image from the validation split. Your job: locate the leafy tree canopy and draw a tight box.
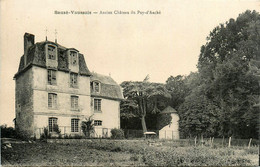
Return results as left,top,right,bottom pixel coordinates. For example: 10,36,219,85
120,75,171,132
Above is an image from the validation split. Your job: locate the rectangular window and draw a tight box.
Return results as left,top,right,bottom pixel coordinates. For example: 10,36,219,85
47,70,57,85
71,119,79,132
49,117,58,132
48,45,56,60
48,93,57,109
71,96,79,110
70,51,78,65
70,73,78,88
94,99,101,112
94,120,102,126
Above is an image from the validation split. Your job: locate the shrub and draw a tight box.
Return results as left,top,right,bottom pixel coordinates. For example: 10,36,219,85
73,134,83,139
81,116,94,138
1,124,17,138
53,124,61,134
111,128,125,139
40,127,50,140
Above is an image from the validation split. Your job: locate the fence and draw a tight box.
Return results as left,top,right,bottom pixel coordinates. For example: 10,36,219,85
34,127,259,147
123,129,180,139
157,137,259,147
124,129,159,138
35,126,114,139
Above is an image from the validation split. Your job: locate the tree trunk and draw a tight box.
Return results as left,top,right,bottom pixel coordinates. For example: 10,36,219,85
141,115,147,133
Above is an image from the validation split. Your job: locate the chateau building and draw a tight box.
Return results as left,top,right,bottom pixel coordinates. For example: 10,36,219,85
14,33,123,138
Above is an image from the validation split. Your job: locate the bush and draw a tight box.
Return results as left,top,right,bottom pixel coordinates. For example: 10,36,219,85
81,116,94,138
40,127,50,140
1,124,17,138
73,134,83,139
111,128,125,139
53,124,61,134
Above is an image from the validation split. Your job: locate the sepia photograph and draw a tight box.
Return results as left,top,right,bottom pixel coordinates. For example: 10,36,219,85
0,0,259,166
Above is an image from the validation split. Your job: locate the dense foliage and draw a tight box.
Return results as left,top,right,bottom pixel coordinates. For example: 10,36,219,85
120,75,171,132
120,10,260,139
81,116,94,138
177,10,260,138
1,124,17,138
110,128,125,139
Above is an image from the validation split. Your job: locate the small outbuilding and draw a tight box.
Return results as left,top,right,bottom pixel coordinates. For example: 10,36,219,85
158,106,179,140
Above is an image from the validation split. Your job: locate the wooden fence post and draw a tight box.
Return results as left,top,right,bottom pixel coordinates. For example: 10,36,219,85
211,137,214,147
248,138,252,149
195,136,197,147
228,137,231,148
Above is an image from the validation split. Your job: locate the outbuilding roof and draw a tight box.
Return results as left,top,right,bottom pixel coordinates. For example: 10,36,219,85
91,72,124,101
160,106,178,114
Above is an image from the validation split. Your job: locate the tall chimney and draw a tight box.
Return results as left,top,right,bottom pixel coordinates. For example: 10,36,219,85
24,33,35,66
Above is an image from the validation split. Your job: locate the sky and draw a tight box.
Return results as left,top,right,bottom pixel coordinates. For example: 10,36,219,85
0,0,259,126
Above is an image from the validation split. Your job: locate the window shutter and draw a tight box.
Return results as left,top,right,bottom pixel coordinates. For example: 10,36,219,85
53,94,57,108
70,74,73,87
75,97,78,108
48,70,52,84
48,94,52,108
52,71,56,84
71,97,74,108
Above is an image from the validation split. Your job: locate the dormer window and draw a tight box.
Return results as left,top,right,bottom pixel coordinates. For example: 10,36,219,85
70,51,78,65
48,45,56,60
91,81,100,93
67,49,79,73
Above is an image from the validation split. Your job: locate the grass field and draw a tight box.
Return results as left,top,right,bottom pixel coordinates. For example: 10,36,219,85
1,139,259,166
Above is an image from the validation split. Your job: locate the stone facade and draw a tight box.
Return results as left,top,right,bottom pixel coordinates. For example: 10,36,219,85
15,68,34,138
14,33,123,139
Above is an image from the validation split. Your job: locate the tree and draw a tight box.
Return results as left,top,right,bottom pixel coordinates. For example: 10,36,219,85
120,76,171,133
178,83,221,138
81,116,94,138
166,74,194,110
195,10,260,138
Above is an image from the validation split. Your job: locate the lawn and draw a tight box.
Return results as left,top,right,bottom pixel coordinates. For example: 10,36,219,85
1,139,259,166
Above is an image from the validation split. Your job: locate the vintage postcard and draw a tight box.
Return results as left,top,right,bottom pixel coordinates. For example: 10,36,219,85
1,0,259,166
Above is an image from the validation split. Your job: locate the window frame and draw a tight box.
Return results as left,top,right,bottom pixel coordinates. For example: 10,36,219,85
70,72,78,88
91,81,101,93
49,117,58,133
47,45,57,60
71,118,79,132
69,50,78,66
71,95,79,111
94,120,102,126
47,69,57,85
94,99,102,112
48,93,57,109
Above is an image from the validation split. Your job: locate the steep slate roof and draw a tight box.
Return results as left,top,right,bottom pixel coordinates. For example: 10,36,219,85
14,41,91,78
160,106,178,114
91,72,124,101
